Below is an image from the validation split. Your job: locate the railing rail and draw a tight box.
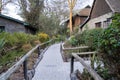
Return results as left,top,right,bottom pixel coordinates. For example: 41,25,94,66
61,43,89,51
0,39,54,80
71,53,103,80
60,42,90,61
61,42,103,80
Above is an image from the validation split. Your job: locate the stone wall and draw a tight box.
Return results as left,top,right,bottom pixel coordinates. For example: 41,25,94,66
0,17,26,33
83,12,113,31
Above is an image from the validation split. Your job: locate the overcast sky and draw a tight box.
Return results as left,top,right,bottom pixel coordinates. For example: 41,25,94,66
2,0,94,21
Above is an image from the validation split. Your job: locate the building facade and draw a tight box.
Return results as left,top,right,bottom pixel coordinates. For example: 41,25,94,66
0,14,37,34
82,0,120,30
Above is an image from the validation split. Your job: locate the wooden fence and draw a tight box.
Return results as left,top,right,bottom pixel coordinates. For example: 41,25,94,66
0,39,54,80
60,43,103,80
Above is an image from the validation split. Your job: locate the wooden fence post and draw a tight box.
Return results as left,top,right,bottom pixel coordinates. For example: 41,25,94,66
38,46,41,56
70,56,74,74
23,60,28,80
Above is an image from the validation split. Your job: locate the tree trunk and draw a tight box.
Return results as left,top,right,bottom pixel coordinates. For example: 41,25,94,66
69,7,73,36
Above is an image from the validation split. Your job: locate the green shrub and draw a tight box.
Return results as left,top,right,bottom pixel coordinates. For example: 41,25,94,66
83,28,103,50
99,13,120,78
69,36,78,47
13,33,30,45
28,35,39,45
0,49,24,67
0,32,18,46
55,35,66,42
0,38,5,49
64,28,102,48
37,33,49,43
74,33,86,46
100,26,120,77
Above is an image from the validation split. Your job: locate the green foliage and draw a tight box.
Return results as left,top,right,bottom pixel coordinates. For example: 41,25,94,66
0,32,39,57
0,49,24,68
111,13,120,27
96,66,110,79
37,33,49,43
39,13,61,36
0,32,18,46
0,32,40,73
66,28,103,49
100,27,120,77
0,38,5,49
69,36,78,46
74,33,85,46
13,33,30,45
99,13,120,78
83,28,103,50
55,35,66,42
0,32,39,47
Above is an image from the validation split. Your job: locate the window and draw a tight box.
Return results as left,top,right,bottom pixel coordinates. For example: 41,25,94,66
0,26,5,32
95,22,101,28
107,18,112,25
103,21,108,28
103,18,112,28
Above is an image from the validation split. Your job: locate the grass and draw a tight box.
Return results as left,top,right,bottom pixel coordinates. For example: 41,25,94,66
0,49,25,73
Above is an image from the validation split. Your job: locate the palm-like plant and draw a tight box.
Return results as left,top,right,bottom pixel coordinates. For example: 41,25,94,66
0,38,5,50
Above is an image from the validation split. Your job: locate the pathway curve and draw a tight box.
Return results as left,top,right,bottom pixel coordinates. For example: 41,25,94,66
32,43,89,80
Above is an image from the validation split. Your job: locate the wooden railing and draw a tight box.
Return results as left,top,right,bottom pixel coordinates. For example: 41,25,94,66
0,39,55,80
61,43,89,51
60,43,103,80
60,43,90,61
71,53,103,80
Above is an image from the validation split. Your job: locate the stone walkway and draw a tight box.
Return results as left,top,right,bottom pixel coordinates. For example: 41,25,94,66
32,43,90,80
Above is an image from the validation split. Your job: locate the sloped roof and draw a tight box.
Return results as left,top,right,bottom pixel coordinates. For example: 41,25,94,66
0,14,28,25
80,0,120,29
78,8,91,16
60,6,91,25
0,14,37,30
106,0,120,13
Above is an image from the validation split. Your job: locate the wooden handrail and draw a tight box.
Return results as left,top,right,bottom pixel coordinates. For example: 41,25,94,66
63,46,89,51
0,39,54,80
74,51,97,55
61,43,89,51
71,53,103,80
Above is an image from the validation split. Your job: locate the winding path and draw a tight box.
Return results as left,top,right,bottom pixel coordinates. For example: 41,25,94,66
32,43,88,80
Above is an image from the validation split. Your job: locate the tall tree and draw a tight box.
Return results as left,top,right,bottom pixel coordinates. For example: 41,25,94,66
50,0,69,21
68,0,77,36
37,0,69,36
18,0,44,29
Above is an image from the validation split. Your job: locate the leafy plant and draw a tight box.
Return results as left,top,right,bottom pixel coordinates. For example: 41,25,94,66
0,38,5,49
69,36,78,47
37,33,49,43
13,33,30,45
83,28,103,50
99,13,120,78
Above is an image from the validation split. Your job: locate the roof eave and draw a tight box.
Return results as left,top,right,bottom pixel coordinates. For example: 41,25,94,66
105,0,115,12
79,0,96,29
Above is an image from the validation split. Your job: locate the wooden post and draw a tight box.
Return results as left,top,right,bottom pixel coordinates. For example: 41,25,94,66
69,7,73,36
70,56,74,74
68,0,77,36
23,60,28,80
60,43,62,53
38,46,41,56
72,53,103,80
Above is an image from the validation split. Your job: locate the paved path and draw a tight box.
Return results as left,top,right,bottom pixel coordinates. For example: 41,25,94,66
32,43,90,80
